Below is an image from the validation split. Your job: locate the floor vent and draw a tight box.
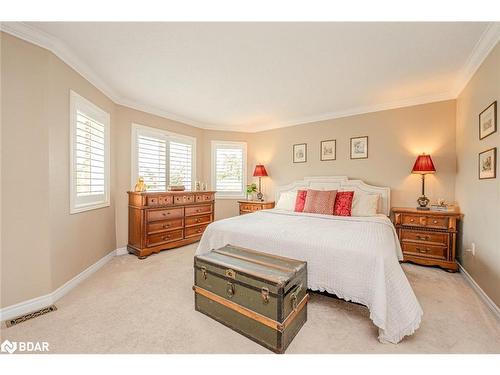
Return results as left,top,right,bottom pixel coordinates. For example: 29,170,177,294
5,305,58,328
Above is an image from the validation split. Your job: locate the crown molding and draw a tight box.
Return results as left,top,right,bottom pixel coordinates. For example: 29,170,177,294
453,22,500,97
1,21,497,134
248,91,456,133
1,22,121,103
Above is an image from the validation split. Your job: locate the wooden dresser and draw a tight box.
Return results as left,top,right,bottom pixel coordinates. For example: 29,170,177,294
392,207,462,272
238,200,275,215
128,191,215,259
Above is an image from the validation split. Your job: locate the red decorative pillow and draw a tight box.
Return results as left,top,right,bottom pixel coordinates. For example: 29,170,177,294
333,191,354,216
294,190,307,212
303,189,337,215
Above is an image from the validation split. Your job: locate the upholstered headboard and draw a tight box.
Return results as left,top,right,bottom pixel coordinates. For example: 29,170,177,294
275,176,391,216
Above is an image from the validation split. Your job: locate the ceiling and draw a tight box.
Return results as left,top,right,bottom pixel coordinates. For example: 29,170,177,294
9,22,500,131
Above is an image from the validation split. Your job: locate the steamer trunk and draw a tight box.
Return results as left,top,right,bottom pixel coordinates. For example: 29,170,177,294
193,245,308,353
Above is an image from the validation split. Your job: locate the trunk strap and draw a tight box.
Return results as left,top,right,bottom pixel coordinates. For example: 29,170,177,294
193,285,309,333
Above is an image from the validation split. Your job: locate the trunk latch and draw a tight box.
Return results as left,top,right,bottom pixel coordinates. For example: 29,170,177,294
200,266,207,280
261,287,270,304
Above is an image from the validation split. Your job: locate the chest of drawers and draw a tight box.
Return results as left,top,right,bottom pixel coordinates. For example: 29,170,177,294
128,191,216,259
392,207,462,272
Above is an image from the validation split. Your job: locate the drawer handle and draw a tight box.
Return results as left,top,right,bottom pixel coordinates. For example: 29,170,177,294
197,228,203,233
162,235,171,240
196,218,201,223
432,220,438,224
410,218,415,222
162,212,170,216
416,235,430,241
163,224,170,229
416,247,430,253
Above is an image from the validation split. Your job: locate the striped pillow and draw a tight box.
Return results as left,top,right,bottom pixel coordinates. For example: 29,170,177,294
303,189,337,215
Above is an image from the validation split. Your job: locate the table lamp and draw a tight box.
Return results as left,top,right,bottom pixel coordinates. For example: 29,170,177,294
253,165,268,202
411,153,436,210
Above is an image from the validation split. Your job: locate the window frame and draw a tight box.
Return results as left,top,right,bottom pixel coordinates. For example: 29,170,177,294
130,123,196,191
211,140,247,199
69,90,111,214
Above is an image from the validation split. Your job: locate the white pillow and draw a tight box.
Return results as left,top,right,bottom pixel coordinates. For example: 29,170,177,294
351,193,380,216
275,191,297,211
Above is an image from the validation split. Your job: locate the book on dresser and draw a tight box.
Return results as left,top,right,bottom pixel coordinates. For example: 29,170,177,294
127,191,216,259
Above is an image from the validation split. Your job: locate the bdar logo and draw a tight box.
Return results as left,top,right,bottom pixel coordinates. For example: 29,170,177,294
1,340,17,354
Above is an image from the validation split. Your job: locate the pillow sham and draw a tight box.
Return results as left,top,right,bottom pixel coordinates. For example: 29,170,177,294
275,190,296,211
303,189,337,215
294,190,307,212
333,191,354,216
351,193,380,216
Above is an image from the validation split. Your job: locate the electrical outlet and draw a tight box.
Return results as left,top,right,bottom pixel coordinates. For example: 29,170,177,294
471,242,476,256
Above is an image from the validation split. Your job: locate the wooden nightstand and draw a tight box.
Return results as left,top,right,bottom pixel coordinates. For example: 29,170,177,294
392,207,462,272
238,200,275,215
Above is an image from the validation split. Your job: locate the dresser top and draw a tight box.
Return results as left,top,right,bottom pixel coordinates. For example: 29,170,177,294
128,190,216,195
391,206,462,216
238,200,275,204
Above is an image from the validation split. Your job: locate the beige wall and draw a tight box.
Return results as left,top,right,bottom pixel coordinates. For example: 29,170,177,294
455,42,500,306
114,105,204,248
248,100,457,208
1,33,53,307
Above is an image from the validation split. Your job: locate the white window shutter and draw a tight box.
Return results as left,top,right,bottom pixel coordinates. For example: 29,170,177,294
70,91,110,214
211,141,247,198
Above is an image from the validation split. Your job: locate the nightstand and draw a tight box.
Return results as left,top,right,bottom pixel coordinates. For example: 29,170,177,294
392,207,462,272
238,200,275,215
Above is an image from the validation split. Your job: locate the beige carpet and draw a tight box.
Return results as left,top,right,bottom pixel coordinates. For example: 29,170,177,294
1,243,499,353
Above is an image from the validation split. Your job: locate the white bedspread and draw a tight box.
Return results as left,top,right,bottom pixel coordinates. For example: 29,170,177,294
196,209,423,344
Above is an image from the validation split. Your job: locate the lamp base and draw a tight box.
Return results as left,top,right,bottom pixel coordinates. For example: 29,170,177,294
417,195,430,210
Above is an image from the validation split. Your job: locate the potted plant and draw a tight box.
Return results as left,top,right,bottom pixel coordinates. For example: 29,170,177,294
246,183,257,200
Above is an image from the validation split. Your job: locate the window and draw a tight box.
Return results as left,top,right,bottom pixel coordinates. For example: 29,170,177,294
131,124,196,191
70,91,110,213
211,141,247,199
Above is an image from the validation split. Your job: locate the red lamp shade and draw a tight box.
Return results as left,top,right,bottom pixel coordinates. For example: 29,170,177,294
253,164,268,177
411,154,436,174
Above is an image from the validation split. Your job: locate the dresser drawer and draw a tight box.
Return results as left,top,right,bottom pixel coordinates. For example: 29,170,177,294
401,214,448,229
185,224,208,238
196,193,214,203
147,229,184,247
240,203,261,212
402,242,447,260
147,218,184,234
185,204,212,216
158,195,173,205
174,194,195,205
185,214,212,227
147,207,184,222
400,229,448,246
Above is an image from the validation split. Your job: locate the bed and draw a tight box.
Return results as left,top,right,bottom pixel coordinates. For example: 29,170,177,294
196,176,423,344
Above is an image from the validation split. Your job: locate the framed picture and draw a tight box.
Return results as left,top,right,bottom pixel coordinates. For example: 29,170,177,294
320,139,336,161
479,101,497,140
479,147,497,180
350,136,368,159
293,143,307,163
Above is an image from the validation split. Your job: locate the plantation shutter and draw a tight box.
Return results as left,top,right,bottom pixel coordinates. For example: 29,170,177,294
169,139,193,190
137,133,167,192
214,144,245,195
70,90,110,213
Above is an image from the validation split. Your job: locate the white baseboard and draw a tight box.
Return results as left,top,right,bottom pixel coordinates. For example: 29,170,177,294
458,262,500,322
0,247,128,322
115,246,129,256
